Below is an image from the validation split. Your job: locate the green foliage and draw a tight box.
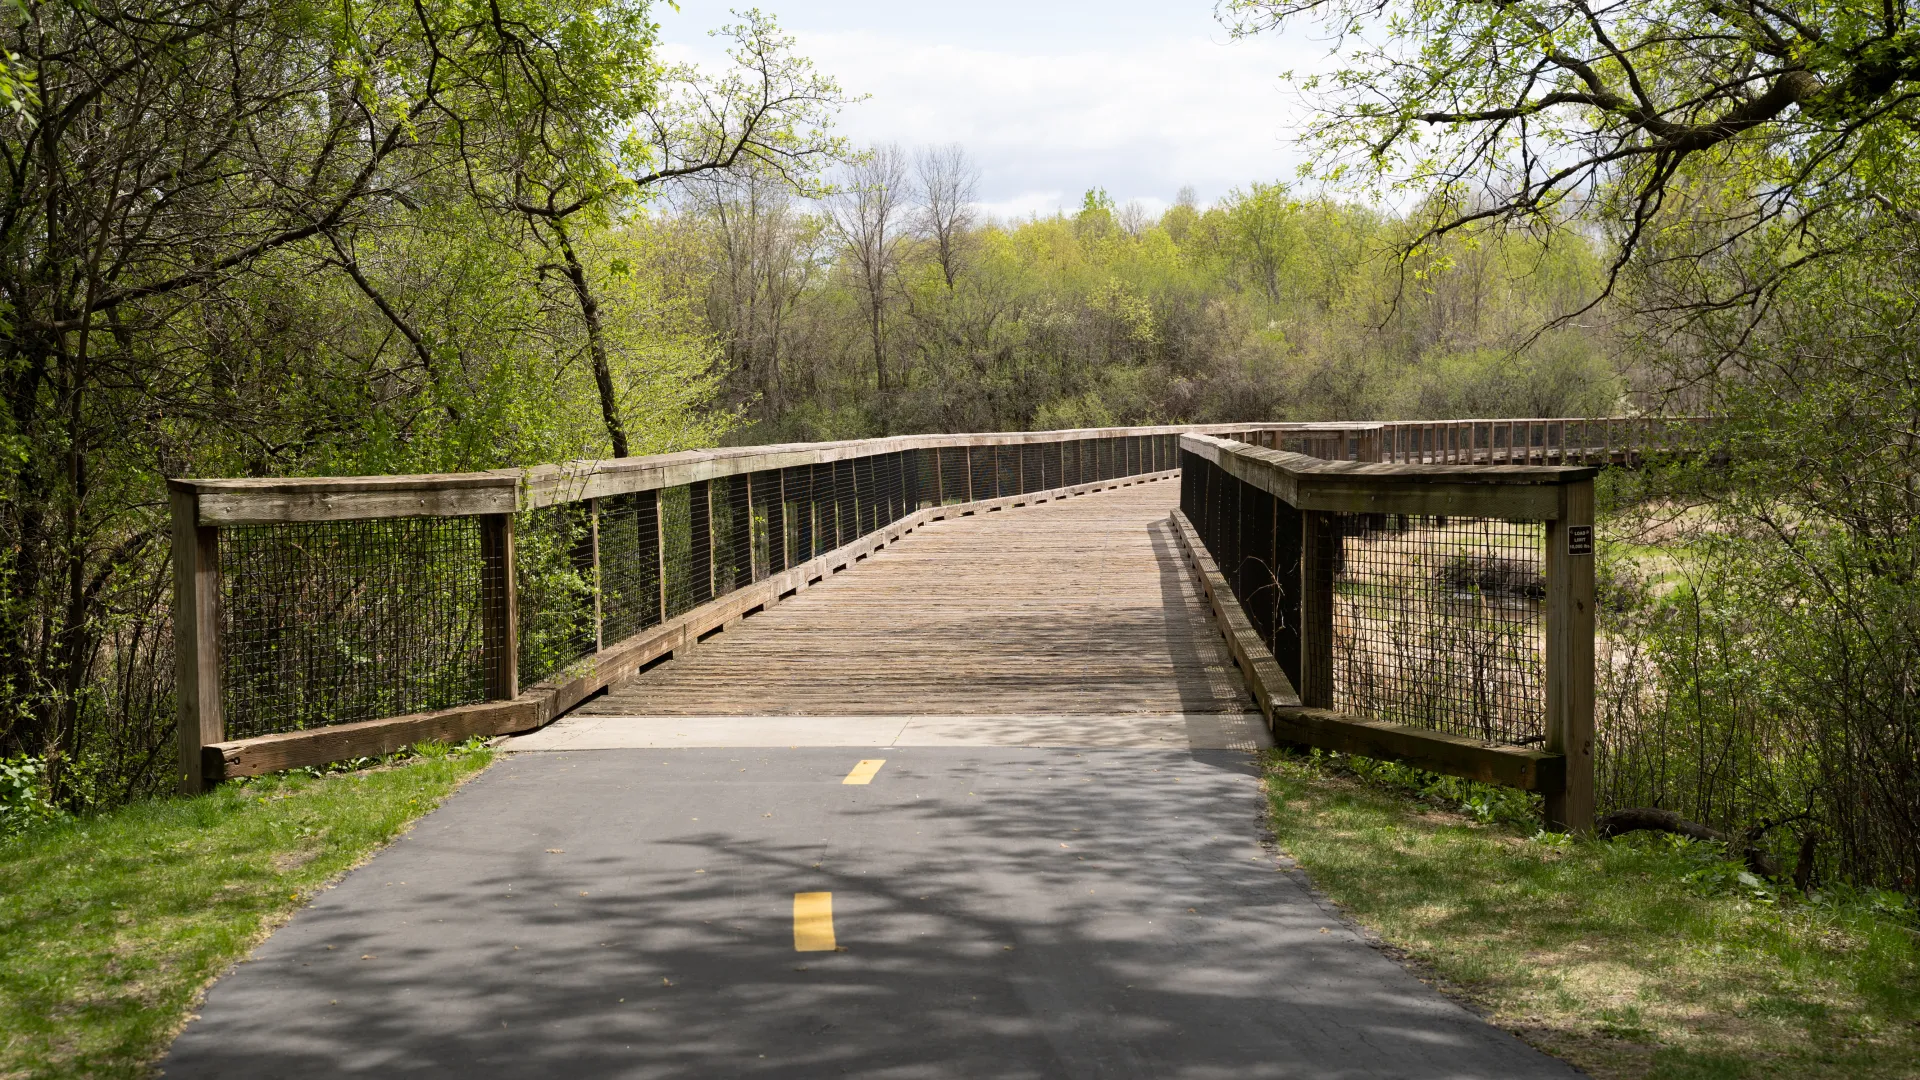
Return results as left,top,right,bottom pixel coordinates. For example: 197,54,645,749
0,0,824,805
1265,750,1920,1077
702,175,1623,442
0,744,492,1079
1300,746,1543,827
0,754,60,839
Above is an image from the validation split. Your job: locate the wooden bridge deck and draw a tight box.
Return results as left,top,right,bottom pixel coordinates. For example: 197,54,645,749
513,479,1270,751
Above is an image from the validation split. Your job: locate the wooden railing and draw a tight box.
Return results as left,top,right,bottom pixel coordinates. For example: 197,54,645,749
170,424,1292,792
1174,433,1598,831
169,415,1673,798
1229,416,1711,466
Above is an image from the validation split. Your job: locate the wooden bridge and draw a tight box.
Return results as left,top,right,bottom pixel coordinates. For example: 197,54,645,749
164,418,1679,830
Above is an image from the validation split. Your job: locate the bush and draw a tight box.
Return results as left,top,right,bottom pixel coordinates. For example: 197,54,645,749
0,756,62,840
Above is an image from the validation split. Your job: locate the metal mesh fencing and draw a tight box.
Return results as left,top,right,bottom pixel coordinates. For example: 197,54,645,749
1180,449,1549,745
600,492,662,643
751,470,783,576
219,517,497,738
966,448,991,501
833,460,855,548
516,503,597,687
1329,515,1547,744
659,484,697,618
937,448,966,503
713,475,751,596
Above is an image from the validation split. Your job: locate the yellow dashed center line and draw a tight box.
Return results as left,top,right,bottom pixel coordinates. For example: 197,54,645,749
841,759,886,785
793,892,836,952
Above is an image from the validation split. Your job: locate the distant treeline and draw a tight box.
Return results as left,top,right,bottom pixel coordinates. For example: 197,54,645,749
672,153,1626,443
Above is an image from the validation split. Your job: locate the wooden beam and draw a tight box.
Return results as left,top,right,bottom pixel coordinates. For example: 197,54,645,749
1545,478,1598,832
170,486,223,795
1298,510,1335,710
1268,708,1566,792
204,700,538,779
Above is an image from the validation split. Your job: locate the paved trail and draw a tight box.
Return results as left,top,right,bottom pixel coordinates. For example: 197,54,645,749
162,484,1578,1079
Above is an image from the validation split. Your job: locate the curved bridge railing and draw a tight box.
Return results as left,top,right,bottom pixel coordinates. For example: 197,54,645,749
168,416,1681,805
169,425,1284,791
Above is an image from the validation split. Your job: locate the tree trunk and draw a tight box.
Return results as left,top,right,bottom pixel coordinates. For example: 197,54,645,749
551,220,630,458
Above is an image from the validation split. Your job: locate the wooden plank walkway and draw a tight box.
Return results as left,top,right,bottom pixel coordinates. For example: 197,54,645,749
513,479,1269,750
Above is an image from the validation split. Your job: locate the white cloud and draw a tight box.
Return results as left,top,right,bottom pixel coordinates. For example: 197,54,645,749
655,3,1337,215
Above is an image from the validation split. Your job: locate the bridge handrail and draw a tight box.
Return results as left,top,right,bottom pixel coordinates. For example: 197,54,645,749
1176,433,1597,831
170,425,1250,791
168,417,1677,796
170,424,1285,525
1229,416,1715,466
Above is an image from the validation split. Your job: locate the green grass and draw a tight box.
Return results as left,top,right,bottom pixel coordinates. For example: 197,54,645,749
0,743,493,1080
1265,751,1920,1079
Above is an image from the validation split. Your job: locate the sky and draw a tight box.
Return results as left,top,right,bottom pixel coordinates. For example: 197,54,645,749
652,1,1337,220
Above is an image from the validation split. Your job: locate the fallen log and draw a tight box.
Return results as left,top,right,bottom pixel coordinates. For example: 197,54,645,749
1597,807,1783,880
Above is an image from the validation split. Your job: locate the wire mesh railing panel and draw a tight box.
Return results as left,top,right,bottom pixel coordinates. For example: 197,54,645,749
936,448,964,503
834,460,857,548
713,475,752,595
688,481,715,608
599,492,661,643
781,466,808,567
516,503,598,687
1330,514,1547,744
219,517,496,738
1021,445,1042,493
750,470,782,577
856,455,879,535
880,452,906,525
968,448,993,502
659,484,698,618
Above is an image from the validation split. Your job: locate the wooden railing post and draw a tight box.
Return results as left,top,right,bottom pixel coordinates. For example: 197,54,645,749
1545,477,1596,833
479,512,518,702
1299,510,1337,709
171,486,222,794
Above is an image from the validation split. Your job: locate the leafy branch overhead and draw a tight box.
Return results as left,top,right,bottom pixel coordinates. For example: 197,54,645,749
1223,0,1920,300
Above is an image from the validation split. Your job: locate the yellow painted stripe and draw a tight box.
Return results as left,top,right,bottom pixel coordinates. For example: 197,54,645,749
793,892,836,952
842,759,886,785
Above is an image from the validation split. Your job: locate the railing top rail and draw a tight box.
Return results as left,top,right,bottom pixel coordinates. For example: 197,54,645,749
1181,433,1595,520
1182,433,1597,484
171,423,1273,526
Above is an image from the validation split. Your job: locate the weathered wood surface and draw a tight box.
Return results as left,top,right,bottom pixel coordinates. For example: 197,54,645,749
581,479,1256,722
1182,433,1594,521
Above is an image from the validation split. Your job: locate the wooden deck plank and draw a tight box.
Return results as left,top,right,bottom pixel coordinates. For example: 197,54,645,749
580,481,1257,721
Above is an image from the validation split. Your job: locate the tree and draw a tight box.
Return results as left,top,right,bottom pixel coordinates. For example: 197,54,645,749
1221,0,1920,317
497,9,849,456
829,145,910,395
914,143,979,289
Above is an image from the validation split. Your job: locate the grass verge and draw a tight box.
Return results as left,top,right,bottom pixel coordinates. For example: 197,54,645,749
1264,750,1920,1079
0,741,493,1080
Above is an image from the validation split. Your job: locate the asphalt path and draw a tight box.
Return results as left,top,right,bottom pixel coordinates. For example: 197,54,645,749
161,746,1580,1079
